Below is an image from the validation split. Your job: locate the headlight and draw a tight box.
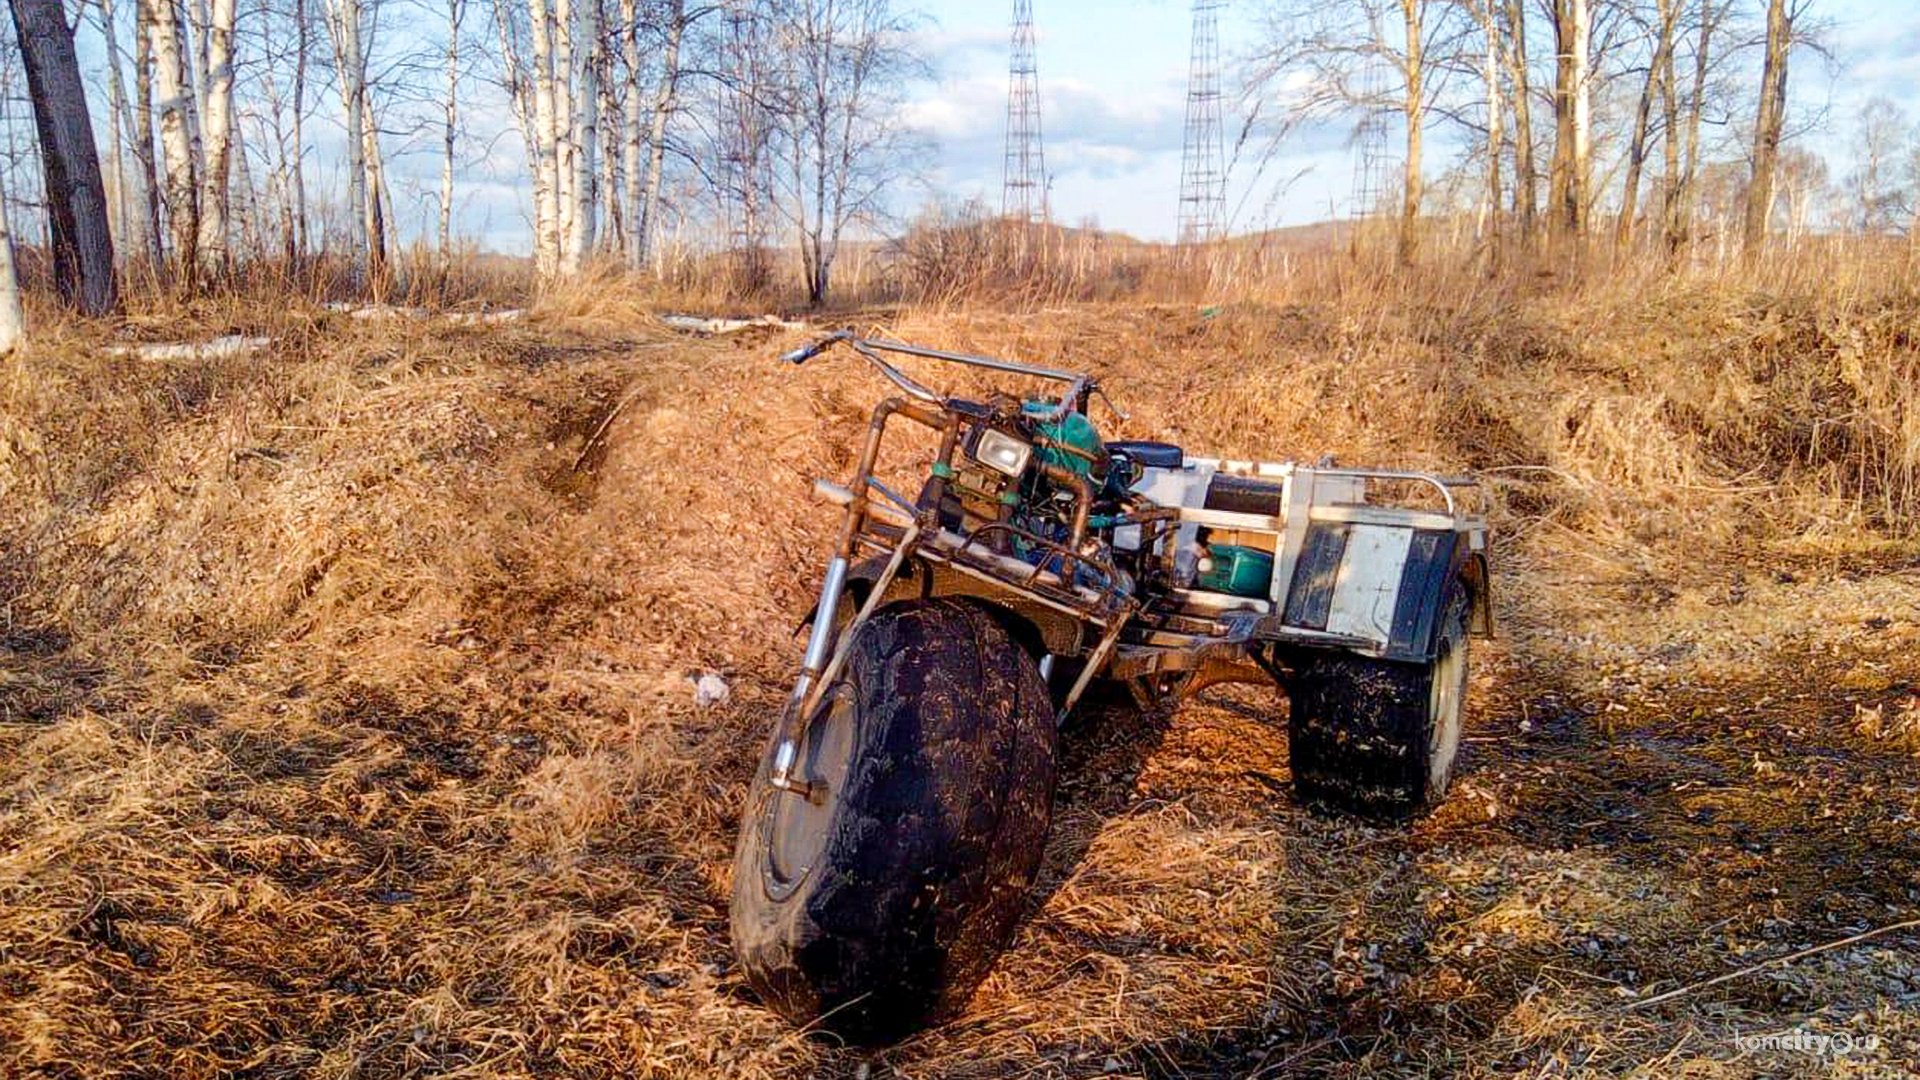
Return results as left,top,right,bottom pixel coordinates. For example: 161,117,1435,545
971,428,1033,478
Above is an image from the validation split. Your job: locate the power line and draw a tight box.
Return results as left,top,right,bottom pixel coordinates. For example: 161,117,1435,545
1177,0,1226,243
1002,0,1047,223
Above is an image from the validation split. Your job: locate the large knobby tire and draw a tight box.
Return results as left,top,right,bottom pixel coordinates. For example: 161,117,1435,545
1286,582,1470,820
729,599,1056,1042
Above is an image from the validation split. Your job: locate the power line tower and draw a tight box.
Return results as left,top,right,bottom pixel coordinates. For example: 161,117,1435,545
1177,0,1226,243
1002,0,1047,222
1348,61,1393,221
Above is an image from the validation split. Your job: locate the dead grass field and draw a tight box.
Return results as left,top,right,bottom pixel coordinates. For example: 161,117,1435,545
2,259,1918,1078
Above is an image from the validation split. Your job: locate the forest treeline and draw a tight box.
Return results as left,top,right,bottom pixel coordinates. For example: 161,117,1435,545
0,0,1915,348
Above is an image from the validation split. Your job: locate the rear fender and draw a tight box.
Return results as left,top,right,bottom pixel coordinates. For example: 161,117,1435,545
1380,532,1488,662
1281,526,1488,664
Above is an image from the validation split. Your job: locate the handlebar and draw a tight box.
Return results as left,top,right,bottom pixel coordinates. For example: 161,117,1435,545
782,331,1086,383
779,331,1102,418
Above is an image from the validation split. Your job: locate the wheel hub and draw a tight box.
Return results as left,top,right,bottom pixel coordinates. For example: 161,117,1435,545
764,687,856,895
1428,633,1467,790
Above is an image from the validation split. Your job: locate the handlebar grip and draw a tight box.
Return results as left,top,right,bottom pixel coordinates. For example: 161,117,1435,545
780,329,853,365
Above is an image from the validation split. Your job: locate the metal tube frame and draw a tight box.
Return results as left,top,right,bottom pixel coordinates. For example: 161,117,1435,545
767,397,959,798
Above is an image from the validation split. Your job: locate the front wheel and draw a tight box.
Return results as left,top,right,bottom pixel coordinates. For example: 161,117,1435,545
1285,582,1470,820
729,599,1056,1042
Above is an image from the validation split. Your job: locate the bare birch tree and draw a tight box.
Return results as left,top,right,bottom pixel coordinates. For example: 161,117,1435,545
442,0,464,252
90,0,144,258
129,0,165,262
0,168,21,354
146,0,201,276
1547,0,1591,238
1502,0,1535,235
552,0,577,259
713,1,779,282
292,0,308,256
525,0,564,274
1616,0,1679,248
322,0,373,277
1846,97,1909,234
619,0,641,260
1247,0,1463,263
565,0,600,268
771,0,923,304
636,0,692,266
198,0,237,271
599,1,621,254
1469,0,1501,262
1741,0,1806,253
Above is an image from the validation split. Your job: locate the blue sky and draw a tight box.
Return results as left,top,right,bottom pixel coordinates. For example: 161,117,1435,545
362,0,1920,251
903,0,1329,240
907,0,1920,242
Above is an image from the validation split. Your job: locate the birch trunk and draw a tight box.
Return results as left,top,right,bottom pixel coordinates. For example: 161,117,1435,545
181,0,205,188
552,0,577,263
1742,0,1790,254
637,0,684,265
197,0,235,271
527,0,562,276
325,0,369,277
362,95,390,278
146,0,200,276
95,0,136,257
1503,0,1535,237
230,122,265,258
131,0,164,263
571,0,600,267
253,2,295,263
1617,0,1677,250
293,0,307,258
1397,0,1423,265
1658,0,1682,251
0,170,22,354
441,0,463,253
619,0,639,263
598,20,619,255
1547,0,1591,238
1477,0,1502,264
491,0,541,213
1569,0,1590,233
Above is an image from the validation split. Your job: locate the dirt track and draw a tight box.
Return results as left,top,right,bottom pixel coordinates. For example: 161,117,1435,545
2,310,1918,1078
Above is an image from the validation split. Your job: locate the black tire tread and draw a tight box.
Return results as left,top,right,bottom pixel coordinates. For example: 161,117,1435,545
730,599,1055,1041
1286,588,1468,820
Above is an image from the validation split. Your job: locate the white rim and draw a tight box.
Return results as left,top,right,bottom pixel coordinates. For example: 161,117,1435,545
1427,633,1467,793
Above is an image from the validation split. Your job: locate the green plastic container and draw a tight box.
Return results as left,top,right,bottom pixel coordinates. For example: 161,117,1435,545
1197,544,1274,598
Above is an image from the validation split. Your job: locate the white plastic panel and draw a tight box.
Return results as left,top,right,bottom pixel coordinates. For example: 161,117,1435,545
1115,464,1217,585
1324,524,1414,644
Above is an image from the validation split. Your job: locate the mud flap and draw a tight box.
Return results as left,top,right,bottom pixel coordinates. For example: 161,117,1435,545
1278,524,1476,663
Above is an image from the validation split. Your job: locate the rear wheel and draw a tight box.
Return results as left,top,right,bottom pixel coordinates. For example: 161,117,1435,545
1285,582,1470,820
729,599,1056,1042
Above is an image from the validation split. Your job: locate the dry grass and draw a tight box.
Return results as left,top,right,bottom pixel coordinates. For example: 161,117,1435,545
2,251,1918,1078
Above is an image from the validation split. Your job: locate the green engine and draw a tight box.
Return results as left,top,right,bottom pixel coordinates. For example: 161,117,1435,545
1022,399,1108,481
